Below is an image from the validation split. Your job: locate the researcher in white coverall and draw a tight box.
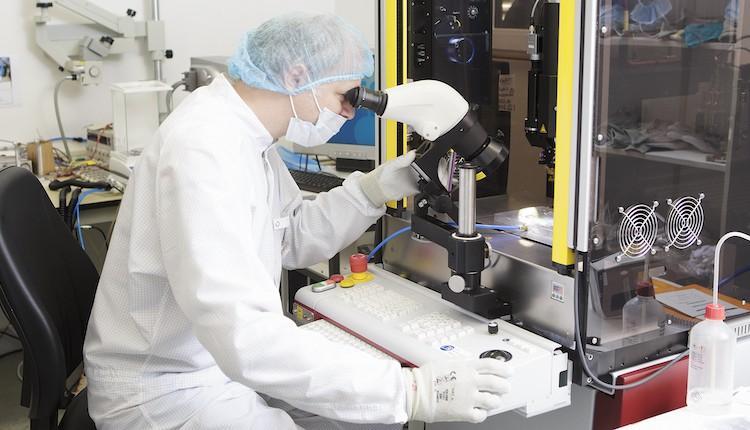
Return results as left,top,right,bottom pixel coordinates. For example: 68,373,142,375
83,13,511,430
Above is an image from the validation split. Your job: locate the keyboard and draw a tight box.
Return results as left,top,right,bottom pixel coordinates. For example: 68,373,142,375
289,169,344,193
294,265,571,417
400,312,475,348
300,319,396,361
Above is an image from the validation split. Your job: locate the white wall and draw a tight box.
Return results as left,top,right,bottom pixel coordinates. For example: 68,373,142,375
0,0,335,143
335,0,378,49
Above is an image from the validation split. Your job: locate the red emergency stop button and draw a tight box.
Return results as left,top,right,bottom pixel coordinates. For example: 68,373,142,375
350,253,368,274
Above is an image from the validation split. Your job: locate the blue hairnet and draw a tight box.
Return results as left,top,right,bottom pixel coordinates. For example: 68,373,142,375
227,13,374,95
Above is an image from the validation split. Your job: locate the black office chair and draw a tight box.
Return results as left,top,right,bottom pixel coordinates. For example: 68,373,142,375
0,167,98,430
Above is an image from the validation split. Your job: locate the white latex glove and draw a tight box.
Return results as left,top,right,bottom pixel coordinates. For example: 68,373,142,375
358,151,420,207
402,358,512,424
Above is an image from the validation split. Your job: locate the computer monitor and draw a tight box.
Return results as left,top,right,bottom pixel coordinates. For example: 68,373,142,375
291,72,379,169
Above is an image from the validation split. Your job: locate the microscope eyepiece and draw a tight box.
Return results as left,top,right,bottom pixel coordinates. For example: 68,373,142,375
345,86,388,116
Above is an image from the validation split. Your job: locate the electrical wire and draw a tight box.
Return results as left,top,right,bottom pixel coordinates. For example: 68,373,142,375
74,188,107,250
573,261,690,389
54,76,75,160
75,204,84,249
17,361,23,382
368,226,411,261
82,225,109,248
367,224,523,262
565,197,691,385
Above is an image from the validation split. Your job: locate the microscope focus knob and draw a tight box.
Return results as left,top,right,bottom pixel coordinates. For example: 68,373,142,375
488,321,499,335
448,275,466,293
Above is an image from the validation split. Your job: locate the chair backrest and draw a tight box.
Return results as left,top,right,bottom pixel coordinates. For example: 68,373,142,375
0,167,99,426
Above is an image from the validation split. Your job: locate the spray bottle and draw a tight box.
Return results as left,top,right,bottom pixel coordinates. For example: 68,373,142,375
686,232,748,413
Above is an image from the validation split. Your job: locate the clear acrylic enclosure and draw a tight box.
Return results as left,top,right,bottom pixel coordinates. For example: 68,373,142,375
585,0,750,352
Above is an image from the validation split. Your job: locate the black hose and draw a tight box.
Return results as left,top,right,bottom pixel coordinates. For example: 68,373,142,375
49,178,111,191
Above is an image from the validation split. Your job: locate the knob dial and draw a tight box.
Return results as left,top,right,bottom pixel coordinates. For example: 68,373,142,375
480,349,512,362
448,275,466,293
488,321,499,335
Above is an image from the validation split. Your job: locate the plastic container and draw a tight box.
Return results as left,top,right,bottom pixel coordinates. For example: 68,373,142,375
622,281,667,335
686,303,737,414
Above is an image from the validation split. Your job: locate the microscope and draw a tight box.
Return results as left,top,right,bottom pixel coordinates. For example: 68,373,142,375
346,80,510,318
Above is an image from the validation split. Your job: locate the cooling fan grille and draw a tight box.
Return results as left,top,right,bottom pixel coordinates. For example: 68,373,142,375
665,194,704,251
617,202,659,261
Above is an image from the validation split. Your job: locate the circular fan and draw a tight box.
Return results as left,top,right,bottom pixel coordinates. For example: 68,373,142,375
665,194,704,251
617,203,659,260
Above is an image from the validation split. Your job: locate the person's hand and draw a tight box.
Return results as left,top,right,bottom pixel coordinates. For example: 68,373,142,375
358,151,420,207
402,358,512,423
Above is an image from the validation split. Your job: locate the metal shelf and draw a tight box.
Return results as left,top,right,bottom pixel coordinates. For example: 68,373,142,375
602,36,735,51
595,146,726,172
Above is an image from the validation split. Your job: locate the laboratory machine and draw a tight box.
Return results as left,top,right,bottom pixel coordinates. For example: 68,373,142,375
291,1,750,428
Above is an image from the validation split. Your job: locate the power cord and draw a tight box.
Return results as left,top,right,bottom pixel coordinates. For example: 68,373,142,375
81,225,109,248
74,188,107,250
367,224,523,262
572,259,689,390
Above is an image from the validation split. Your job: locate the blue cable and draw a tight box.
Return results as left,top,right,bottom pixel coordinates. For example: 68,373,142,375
368,226,411,261
74,188,106,250
74,204,83,248
366,224,523,262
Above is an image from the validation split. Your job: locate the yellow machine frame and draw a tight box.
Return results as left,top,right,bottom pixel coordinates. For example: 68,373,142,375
382,0,577,266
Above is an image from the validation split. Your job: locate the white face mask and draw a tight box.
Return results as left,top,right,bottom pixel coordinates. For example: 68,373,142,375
285,89,347,148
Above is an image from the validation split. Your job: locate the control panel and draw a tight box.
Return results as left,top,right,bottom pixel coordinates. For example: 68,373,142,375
294,261,571,418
